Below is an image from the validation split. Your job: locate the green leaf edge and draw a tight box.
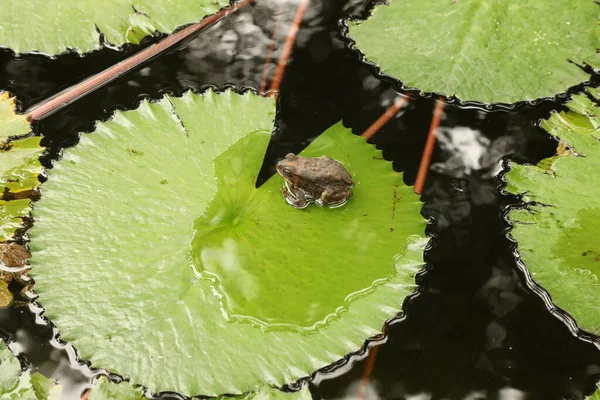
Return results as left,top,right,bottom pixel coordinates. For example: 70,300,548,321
346,0,600,105
504,87,600,338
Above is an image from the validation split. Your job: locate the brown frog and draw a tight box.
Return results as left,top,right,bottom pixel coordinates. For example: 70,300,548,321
276,153,354,209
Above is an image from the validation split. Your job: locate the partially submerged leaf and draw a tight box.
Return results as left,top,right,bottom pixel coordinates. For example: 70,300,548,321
29,372,62,400
0,343,22,394
0,93,43,242
0,343,61,399
1,137,44,196
30,90,427,395
348,0,600,103
0,199,34,242
0,0,227,55
0,280,13,308
0,93,30,148
505,88,600,334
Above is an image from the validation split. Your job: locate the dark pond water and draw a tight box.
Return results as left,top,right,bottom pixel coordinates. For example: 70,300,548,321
1,0,599,398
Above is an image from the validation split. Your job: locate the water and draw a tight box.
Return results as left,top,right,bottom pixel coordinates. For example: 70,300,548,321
1,0,599,398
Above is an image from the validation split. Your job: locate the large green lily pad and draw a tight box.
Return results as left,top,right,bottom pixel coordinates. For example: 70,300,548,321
348,0,600,104
0,93,43,242
0,0,227,55
505,88,600,334
29,90,427,396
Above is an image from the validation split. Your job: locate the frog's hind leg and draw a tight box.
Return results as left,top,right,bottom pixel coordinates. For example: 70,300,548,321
321,187,352,208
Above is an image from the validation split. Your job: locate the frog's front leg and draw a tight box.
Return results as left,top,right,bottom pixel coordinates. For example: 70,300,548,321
281,185,310,209
321,187,352,207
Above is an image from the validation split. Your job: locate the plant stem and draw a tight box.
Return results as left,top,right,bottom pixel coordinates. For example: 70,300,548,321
360,95,410,141
267,0,309,96
414,99,445,195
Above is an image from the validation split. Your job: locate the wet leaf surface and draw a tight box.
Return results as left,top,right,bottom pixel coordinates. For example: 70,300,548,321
506,88,600,334
0,93,43,241
348,0,599,103
0,0,227,55
0,93,30,148
192,121,424,328
29,90,427,395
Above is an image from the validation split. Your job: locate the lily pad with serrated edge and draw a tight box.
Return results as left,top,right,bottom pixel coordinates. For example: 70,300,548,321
347,0,600,104
505,88,600,335
29,89,427,396
0,0,227,55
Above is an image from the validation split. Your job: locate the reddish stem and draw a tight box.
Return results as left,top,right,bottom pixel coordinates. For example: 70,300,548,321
25,0,252,122
414,99,445,195
80,388,91,400
356,345,380,400
259,0,283,95
267,0,310,95
361,95,410,140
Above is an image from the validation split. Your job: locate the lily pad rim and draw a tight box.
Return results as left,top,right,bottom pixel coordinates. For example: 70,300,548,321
3,0,242,57
339,17,599,108
499,160,600,347
27,279,432,397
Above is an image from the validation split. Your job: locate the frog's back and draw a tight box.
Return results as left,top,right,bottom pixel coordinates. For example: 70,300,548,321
316,156,353,186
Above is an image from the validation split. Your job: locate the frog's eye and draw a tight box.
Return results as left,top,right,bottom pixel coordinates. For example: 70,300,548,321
282,167,294,177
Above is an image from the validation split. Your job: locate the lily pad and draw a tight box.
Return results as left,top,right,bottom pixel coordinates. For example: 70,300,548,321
0,93,43,242
348,0,600,104
0,0,227,55
505,88,600,334
29,90,427,396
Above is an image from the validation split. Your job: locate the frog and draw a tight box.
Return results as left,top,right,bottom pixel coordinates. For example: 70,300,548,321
276,153,354,209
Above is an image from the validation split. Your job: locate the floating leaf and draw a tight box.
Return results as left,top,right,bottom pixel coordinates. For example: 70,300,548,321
0,93,43,242
1,137,44,196
30,90,427,396
348,0,600,103
0,0,227,55
29,372,62,400
0,343,61,399
0,343,22,394
0,93,30,148
505,88,600,334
